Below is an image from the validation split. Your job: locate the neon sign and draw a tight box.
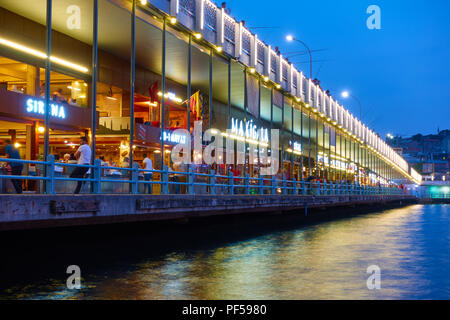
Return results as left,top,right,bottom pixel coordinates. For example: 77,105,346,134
230,118,269,143
290,141,302,153
26,98,66,119
162,131,187,144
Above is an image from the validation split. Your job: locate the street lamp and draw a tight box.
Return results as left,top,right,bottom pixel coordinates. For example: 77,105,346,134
341,90,362,121
286,34,312,79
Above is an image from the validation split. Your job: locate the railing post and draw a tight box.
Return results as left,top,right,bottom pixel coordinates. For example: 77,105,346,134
188,166,194,195
228,171,234,195
245,173,250,195
45,154,55,194
323,181,327,196
131,162,139,194
210,169,216,195
301,180,306,195
272,175,277,194
161,165,169,195
93,159,102,194
293,178,297,195
282,177,287,195
259,174,264,195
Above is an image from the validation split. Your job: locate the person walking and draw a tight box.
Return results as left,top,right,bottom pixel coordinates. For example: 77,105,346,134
70,136,91,194
142,153,153,194
4,140,23,194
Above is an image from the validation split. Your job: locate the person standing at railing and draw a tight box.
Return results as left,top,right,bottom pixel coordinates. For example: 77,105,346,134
4,139,23,194
70,136,91,194
142,153,153,194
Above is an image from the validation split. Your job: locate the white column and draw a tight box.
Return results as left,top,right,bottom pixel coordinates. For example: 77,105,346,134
170,0,179,16
217,7,224,46
235,21,242,57
288,63,293,94
195,0,204,31
264,45,271,76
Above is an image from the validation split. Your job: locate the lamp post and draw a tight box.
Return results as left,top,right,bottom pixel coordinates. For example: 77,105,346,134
341,90,362,121
286,35,312,79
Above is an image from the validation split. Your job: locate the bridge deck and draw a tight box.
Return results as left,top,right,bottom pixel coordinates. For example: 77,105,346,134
0,194,418,231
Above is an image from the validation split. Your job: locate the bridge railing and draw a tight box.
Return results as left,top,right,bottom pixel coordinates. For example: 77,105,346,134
0,156,405,196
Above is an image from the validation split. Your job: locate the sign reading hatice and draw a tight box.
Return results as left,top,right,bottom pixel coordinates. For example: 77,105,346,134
26,98,66,119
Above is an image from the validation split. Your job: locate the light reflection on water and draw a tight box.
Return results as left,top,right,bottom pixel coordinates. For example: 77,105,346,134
1,204,449,299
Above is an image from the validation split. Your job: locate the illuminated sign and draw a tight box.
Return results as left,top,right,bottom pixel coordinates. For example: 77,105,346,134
287,140,302,155
158,91,183,103
230,118,269,143
26,98,66,119
162,131,187,144
290,141,302,152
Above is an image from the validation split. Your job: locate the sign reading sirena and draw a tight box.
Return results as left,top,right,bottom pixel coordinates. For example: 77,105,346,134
26,98,66,119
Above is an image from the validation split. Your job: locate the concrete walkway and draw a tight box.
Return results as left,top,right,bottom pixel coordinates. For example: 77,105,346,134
0,194,418,231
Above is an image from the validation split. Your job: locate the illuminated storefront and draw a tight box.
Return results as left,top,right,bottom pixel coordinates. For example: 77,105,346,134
0,0,421,193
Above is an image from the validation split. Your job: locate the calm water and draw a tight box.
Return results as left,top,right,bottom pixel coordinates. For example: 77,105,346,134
1,204,449,299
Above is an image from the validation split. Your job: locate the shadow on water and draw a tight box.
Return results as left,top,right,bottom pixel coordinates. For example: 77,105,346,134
1,203,447,299
0,203,408,293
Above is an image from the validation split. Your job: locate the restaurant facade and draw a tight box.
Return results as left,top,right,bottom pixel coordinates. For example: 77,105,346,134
0,0,421,194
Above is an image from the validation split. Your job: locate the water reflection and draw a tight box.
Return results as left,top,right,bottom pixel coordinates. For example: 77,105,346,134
1,205,449,299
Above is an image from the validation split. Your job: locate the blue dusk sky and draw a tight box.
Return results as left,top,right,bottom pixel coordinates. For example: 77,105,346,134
224,0,450,137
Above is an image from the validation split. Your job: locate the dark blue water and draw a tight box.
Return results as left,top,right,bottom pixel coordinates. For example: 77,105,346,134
1,204,449,299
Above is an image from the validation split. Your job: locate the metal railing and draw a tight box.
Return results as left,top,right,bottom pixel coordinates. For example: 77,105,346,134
0,156,405,196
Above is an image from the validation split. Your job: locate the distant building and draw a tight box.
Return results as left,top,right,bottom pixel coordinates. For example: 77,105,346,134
387,129,450,182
